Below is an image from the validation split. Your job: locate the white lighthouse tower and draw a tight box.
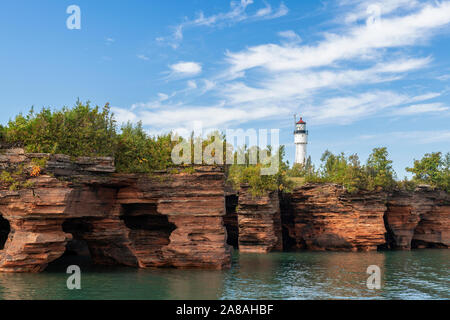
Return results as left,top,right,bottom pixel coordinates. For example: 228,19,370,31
294,116,308,165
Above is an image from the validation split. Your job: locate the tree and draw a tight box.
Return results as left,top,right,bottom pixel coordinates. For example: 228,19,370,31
406,152,449,191
366,147,396,191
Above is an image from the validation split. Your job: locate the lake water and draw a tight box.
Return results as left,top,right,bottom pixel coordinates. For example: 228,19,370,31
0,250,448,300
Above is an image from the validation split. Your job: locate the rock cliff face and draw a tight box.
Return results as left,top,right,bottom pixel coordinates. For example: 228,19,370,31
0,148,448,273
281,183,449,251
0,149,230,272
386,186,449,249
283,184,388,251
236,186,282,253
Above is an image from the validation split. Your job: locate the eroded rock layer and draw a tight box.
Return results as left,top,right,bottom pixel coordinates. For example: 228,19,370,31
386,186,449,249
285,184,388,251
0,149,230,272
237,186,283,253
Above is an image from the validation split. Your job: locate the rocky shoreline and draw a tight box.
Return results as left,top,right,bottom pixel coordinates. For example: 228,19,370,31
0,148,448,272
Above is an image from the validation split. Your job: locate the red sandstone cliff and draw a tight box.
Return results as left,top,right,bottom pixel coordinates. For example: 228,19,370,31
0,148,230,272
386,185,449,249
282,183,449,251
236,186,283,253
0,148,448,273
284,183,388,251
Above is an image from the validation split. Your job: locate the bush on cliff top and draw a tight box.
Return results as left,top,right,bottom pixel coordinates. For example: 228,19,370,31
406,152,450,192
227,145,293,196
4,101,117,157
1,102,177,173
288,147,397,193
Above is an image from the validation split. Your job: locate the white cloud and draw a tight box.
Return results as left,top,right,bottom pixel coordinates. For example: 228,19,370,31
221,57,430,105
137,54,149,61
112,101,288,133
278,30,302,44
225,2,450,76
158,93,170,101
158,0,288,48
169,61,202,76
123,1,450,134
360,130,450,144
187,80,197,89
111,107,137,124
436,74,450,81
392,103,449,115
341,0,421,24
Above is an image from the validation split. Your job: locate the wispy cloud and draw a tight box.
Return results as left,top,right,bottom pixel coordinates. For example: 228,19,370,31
392,103,449,115
225,2,450,76
168,61,202,77
137,54,149,61
157,0,288,49
120,1,450,134
360,129,450,144
105,37,115,45
278,30,302,45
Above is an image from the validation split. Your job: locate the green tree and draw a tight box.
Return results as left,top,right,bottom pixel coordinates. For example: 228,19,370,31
366,147,396,191
406,152,449,191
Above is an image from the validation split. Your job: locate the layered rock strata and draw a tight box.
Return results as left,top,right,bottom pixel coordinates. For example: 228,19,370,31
236,186,283,253
0,149,230,272
386,186,449,249
284,184,388,251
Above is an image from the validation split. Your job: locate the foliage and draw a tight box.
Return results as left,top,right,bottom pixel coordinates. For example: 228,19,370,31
287,148,398,193
365,147,397,191
0,167,36,191
406,152,450,192
227,145,293,196
115,122,175,173
4,101,117,157
0,125,6,144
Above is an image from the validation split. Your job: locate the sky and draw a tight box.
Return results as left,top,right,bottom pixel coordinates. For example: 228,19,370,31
1,0,449,178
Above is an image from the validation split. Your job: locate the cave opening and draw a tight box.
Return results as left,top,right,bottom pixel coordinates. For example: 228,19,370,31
378,208,396,250
0,214,10,250
120,203,176,264
279,193,297,251
46,219,94,271
224,195,239,248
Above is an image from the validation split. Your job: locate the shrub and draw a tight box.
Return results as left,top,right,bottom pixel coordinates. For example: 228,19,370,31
406,152,450,192
5,101,117,157
115,122,175,173
227,146,293,196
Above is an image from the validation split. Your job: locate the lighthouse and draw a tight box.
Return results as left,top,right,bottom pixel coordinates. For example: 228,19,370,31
294,116,308,165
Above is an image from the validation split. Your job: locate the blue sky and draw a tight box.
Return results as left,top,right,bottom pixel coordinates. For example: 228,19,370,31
1,0,450,177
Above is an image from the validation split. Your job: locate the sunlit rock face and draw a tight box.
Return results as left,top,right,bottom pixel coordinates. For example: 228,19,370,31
386,186,450,249
0,149,231,272
282,183,388,252
281,183,449,251
236,186,283,253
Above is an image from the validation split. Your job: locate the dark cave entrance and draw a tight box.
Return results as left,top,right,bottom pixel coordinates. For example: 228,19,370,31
224,195,239,248
46,219,94,270
120,203,176,260
0,214,10,250
279,193,297,251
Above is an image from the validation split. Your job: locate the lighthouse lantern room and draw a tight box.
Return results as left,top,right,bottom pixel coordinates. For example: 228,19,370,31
294,116,308,165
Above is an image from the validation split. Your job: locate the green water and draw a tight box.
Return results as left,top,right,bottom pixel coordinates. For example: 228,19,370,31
0,250,448,300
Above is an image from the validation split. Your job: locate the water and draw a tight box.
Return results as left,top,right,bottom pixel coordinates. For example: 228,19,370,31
0,250,448,300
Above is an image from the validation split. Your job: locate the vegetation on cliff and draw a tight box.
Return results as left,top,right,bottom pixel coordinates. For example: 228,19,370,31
288,148,449,193
226,145,293,196
0,102,448,193
406,152,450,192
